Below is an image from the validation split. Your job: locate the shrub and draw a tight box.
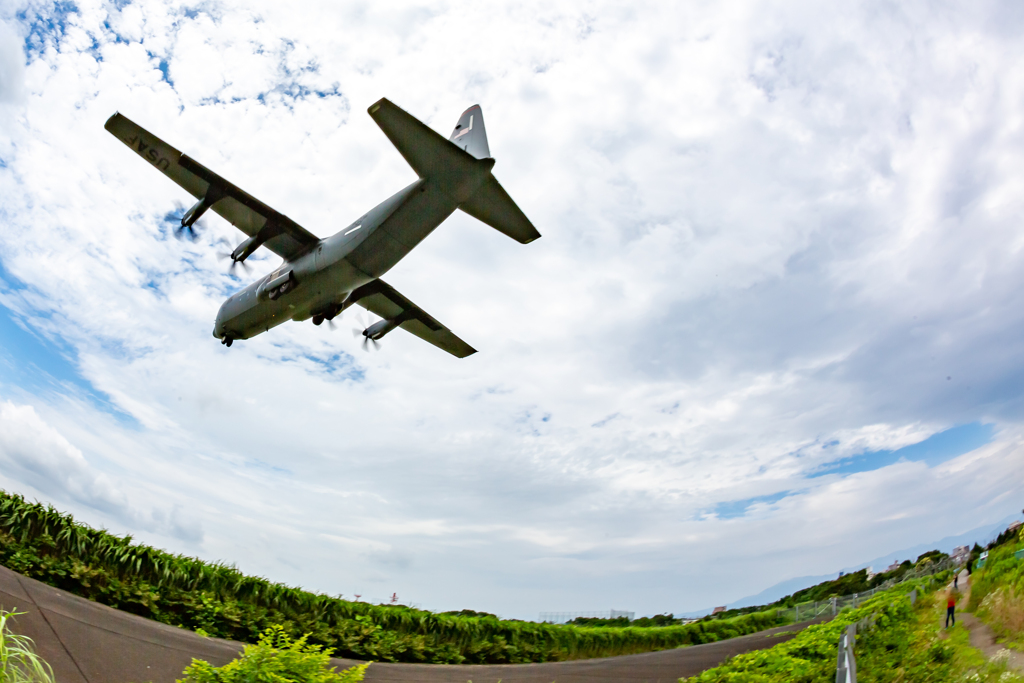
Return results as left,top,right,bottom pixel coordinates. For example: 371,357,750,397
179,626,369,683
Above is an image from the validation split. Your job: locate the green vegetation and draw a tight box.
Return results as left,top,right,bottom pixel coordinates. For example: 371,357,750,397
0,490,791,664
679,573,1023,683
684,524,1024,683
0,610,55,683
180,626,368,683
968,525,1024,651
568,614,684,628
704,555,938,622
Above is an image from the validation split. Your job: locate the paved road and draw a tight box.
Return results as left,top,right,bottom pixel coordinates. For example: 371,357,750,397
0,564,828,683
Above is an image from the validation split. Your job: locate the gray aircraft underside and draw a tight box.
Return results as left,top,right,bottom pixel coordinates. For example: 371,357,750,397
104,99,540,358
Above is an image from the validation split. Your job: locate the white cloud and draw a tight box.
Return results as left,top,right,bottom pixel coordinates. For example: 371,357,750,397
0,20,25,106
0,400,126,512
0,0,1021,618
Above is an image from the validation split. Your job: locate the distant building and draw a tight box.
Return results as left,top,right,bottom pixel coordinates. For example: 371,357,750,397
885,561,901,573
1009,521,1022,534
712,606,727,615
951,545,971,565
865,566,876,580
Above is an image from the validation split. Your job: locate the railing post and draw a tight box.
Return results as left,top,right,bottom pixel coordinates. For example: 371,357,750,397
836,623,858,683
848,624,857,682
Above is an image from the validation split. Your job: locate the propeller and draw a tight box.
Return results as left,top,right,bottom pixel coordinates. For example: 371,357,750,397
216,238,252,274
351,312,381,351
171,200,206,242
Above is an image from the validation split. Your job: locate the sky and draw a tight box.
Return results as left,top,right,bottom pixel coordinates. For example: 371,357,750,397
0,0,1022,620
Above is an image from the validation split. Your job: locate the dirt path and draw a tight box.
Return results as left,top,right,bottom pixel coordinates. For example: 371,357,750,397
0,564,828,683
953,569,1024,673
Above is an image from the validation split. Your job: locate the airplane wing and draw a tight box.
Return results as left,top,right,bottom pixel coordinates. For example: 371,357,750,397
349,280,477,358
104,113,319,261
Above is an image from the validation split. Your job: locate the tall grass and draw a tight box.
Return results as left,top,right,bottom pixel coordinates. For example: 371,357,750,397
978,587,1024,642
0,490,786,664
0,611,55,683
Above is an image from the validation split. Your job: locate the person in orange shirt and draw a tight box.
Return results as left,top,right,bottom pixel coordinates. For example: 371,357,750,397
946,590,957,628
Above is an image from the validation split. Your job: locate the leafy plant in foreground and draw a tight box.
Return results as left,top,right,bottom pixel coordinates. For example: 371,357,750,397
0,610,55,683
179,625,368,683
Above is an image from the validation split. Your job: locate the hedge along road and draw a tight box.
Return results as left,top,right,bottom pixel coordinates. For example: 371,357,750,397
0,564,830,683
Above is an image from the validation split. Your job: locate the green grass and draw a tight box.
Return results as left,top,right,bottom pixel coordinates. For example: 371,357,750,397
0,610,55,683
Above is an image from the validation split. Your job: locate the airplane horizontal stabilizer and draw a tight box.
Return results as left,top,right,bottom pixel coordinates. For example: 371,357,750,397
459,175,541,244
368,98,475,181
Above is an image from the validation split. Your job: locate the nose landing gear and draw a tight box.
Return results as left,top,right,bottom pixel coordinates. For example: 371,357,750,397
221,336,233,347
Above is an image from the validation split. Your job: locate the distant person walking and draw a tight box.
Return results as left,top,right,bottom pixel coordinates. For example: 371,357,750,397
954,572,959,589
946,590,956,628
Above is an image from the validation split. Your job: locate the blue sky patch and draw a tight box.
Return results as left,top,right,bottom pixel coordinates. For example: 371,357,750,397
19,2,79,57
812,422,994,477
0,301,114,411
713,490,792,519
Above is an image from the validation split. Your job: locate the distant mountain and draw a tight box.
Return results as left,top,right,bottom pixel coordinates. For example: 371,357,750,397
678,514,1020,618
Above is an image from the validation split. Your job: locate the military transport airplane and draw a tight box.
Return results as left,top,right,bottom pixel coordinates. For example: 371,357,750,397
104,99,540,357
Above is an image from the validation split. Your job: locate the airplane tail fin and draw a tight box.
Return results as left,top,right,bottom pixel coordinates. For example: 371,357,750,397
368,98,540,245
448,105,490,160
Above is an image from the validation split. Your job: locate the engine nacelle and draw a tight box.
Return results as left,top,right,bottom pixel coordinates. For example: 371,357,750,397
364,317,401,340
182,184,226,227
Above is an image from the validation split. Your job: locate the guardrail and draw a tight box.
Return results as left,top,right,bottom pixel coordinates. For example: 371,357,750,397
836,623,857,683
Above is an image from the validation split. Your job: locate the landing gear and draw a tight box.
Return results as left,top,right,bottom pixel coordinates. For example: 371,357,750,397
312,303,343,328
221,336,233,347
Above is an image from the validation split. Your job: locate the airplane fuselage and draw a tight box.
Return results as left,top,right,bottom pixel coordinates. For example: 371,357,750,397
214,154,492,342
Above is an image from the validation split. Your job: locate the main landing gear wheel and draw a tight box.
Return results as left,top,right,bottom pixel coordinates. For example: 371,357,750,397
313,314,324,326
222,336,233,347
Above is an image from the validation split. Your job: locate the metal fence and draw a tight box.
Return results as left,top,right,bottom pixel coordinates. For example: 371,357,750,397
539,609,635,624
777,557,955,626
